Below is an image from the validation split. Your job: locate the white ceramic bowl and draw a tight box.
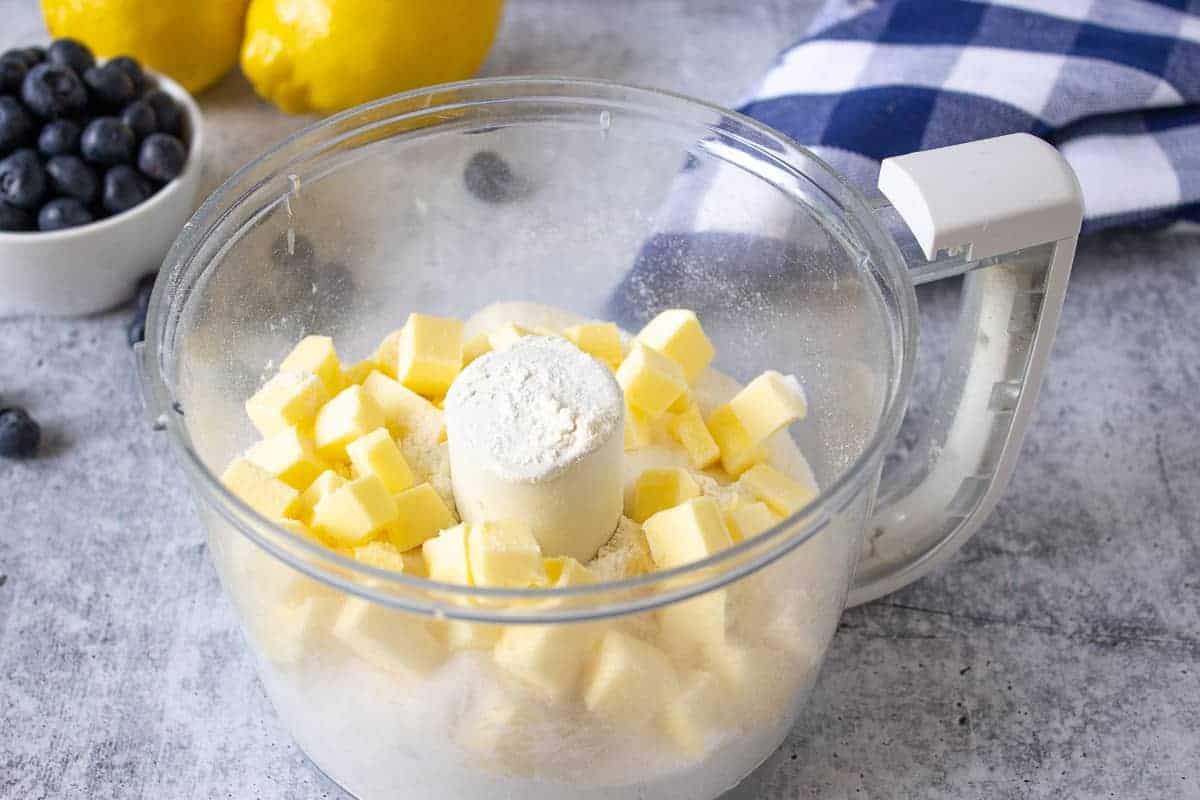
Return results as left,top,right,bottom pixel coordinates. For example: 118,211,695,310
0,70,203,317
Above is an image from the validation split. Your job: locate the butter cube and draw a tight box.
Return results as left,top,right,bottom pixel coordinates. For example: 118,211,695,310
729,371,808,443
661,670,724,756
296,469,347,525
353,540,409,572
468,519,545,588
312,475,398,546
221,458,301,520
564,322,623,369
624,403,654,451
395,313,464,397
422,523,472,584
493,623,602,701
486,321,533,351
668,405,720,469
389,482,455,551
636,309,714,383
245,427,329,490
583,630,676,725
332,597,444,677
313,385,385,460
740,464,817,516
244,370,328,437
462,332,492,365
257,593,342,667
668,390,692,414
345,428,415,493
342,359,376,386
659,591,726,656
544,556,596,587
724,501,780,543
280,335,344,395
705,404,766,477
616,343,687,417
361,370,443,438
705,643,787,725
642,496,733,570
440,620,502,651
373,329,402,378
631,467,701,524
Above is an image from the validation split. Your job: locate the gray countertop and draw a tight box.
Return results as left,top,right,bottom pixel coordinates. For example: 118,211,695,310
2,1,1198,798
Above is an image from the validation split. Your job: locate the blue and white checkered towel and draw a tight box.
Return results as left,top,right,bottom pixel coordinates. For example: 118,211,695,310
739,0,1200,232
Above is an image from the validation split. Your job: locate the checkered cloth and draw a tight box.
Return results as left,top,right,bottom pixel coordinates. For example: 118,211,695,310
739,0,1200,232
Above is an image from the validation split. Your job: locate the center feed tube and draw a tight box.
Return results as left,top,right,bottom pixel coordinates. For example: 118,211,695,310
848,133,1083,606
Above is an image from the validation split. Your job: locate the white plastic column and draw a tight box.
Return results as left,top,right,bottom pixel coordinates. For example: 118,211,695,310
850,134,1083,606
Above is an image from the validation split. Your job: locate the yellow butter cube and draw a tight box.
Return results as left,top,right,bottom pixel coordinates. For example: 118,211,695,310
311,475,398,547
280,335,344,395
361,370,443,439
342,359,376,386
668,390,692,414
669,405,720,469
332,597,444,677
544,556,596,587
220,458,301,520
468,519,546,588
616,343,687,417
486,321,533,351
659,591,726,656
631,467,701,524
245,426,329,490
661,670,725,756
345,428,415,493
352,540,408,572
583,630,676,725
563,322,623,369
389,482,455,551
373,329,402,378
314,385,386,460
296,469,346,525
642,496,733,570
636,309,715,383
704,643,787,725
244,370,328,437
705,404,766,477
395,313,464,397
624,403,654,451
729,370,808,444
724,501,780,543
423,523,472,585
493,623,602,701
462,332,492,365
740,464,817,516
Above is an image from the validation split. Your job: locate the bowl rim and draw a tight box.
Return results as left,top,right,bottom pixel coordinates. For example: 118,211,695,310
0,66,204,242
145,76,918,623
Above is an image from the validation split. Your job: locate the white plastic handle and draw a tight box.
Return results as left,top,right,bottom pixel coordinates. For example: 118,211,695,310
850,134,1083,605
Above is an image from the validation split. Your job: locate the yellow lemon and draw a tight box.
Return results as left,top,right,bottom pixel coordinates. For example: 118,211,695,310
240,0,505,114
41,0,249,93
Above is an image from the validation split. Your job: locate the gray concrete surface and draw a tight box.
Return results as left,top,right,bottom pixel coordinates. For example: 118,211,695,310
2,1,1198,798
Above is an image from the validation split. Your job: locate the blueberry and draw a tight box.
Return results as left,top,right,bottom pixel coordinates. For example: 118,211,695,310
0,56,27,95
0,407,40,458
83,63,135,110
142,89,181,135
0,199,34,231
0,95,35,154
37,118,81,156
0,149,47,210
21,63,88,119
45,154,99,204
102,164,152,214
127,312,146,346
46,38,95,77
38,196,93,231
121,100,156,140
107,56,146,96
23,46,47,65
81,117,135,166
137,133,185,182
463,150,523,204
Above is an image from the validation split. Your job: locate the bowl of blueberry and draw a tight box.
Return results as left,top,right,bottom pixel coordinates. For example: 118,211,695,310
0,38,202,316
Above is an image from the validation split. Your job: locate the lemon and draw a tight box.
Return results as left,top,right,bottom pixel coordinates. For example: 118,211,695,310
240,0,505,114
41,0,249,93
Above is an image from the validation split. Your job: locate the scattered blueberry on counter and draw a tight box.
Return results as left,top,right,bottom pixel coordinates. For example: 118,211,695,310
0,38,189,233
0,407,41,459
463,150,526,204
